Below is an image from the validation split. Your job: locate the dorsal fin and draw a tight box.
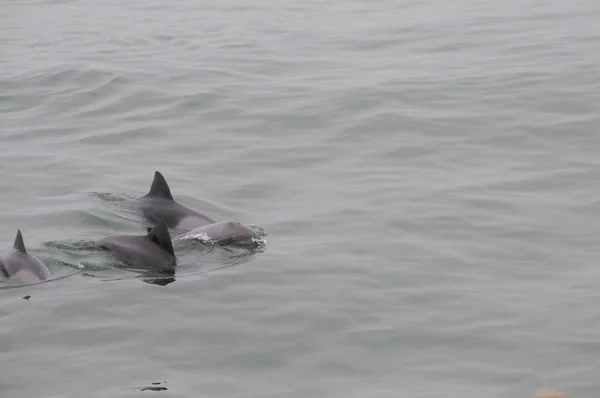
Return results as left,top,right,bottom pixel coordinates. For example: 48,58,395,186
146,221,175,257
13,230,27,253
146,171,173,200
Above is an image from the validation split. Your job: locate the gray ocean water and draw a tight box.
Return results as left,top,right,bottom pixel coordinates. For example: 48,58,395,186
1,0,600,397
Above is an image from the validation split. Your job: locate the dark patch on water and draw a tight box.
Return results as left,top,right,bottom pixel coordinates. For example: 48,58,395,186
141,386,168,391
141,381,168,391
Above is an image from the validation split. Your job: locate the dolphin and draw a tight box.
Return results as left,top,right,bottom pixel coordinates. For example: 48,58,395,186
97,221,176,272
0,230,52,285
186,220,261,246
134,171,216,230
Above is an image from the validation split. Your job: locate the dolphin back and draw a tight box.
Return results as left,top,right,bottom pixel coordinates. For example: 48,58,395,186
188,221,260,244
1,249,52,284
1,230,52,284
135,171,216,229
97,222,176,271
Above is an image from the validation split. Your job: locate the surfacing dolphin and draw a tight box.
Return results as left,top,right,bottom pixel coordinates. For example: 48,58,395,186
185,220,261,246
134,171,216,230
97,221,176,272
0,230,52,285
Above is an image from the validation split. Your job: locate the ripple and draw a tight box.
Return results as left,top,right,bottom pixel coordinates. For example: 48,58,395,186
0,268,83,291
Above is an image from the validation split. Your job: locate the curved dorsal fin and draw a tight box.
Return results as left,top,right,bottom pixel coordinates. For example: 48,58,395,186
13,230,27,253
146,221,175,257
146,171,173,200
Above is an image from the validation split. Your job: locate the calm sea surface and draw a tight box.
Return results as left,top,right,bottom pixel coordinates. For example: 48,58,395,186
1,0,600,397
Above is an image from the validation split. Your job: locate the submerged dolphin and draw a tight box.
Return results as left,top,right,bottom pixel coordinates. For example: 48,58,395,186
186,220,261,246
134,171,216,230
97,221,176,271
0,230,52,285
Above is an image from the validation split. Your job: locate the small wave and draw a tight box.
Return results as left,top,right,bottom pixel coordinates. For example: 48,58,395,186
0,268,84,291
250,224,269,237
44,239,100,254
89,192,133,202
11,66,121,93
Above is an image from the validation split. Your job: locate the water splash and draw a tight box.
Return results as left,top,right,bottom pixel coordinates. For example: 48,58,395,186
180,231,213,244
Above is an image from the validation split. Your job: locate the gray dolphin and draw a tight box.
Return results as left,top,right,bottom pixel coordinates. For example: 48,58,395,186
97,221,176,271
134,171,216,230
0,230,52,285
186,220,261,246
